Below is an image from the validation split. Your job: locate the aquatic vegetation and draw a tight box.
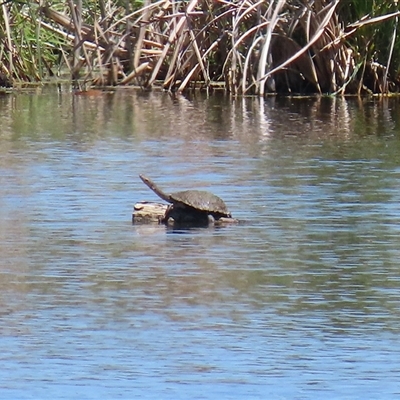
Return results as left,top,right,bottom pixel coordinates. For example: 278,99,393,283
1,0,400,94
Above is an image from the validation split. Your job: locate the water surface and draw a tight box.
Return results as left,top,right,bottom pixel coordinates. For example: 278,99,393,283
1,90,400,399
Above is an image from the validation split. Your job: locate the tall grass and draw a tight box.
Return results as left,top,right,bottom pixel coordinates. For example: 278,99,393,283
0,1,69,85
1,0,400,94
339,0,400,93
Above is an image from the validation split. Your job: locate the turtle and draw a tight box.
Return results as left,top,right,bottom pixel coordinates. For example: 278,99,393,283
139,174,231,225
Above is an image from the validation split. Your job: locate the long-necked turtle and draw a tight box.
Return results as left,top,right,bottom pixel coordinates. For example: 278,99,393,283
139,174,231,224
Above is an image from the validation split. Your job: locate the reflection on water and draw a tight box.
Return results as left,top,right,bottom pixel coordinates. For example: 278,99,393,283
1,90,400,398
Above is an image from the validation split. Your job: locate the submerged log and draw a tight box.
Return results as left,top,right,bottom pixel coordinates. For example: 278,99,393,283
132,201,239,226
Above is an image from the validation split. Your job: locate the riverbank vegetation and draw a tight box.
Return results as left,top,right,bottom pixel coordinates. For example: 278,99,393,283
1,0,400,95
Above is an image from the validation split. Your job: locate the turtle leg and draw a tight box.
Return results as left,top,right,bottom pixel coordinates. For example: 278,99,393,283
161,204,174,224
162,203,189,225
163,204,211,226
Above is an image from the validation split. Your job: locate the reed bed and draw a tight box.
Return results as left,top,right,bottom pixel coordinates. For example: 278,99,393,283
1,0,400,95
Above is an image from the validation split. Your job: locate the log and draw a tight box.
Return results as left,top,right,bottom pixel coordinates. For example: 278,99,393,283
132,201,239,226
132,201,167,224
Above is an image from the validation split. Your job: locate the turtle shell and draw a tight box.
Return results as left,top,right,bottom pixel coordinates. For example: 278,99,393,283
170,190,230,217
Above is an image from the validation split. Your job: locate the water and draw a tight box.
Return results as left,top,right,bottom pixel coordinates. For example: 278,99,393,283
1,90,400,399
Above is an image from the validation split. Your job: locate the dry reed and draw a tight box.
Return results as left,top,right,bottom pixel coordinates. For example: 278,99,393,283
1,0,400,94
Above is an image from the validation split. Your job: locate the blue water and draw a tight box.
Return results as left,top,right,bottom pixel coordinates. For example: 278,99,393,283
1,91,400,399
